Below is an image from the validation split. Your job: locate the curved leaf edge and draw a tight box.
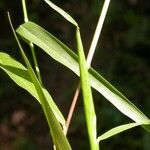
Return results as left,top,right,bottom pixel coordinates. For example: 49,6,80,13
97,121,150,142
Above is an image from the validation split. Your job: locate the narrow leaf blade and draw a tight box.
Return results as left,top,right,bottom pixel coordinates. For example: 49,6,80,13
76,28,98,149
97,121,150,142
44,0,78,26
16,22,150,131
0,52,71,149
0,52,65,125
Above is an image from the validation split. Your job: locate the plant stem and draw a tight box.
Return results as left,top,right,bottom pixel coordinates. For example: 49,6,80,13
22,0,28,22
87,0,111,67
64,82,80,135
21,0,42,84
29,42,42,84
76,27,99,150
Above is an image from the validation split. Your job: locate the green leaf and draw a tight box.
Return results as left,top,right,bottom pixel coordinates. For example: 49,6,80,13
10,14,71,148
0,52,65,126
76,28,98,150
0,51,71,149
97,121,150,142
44,0,78,27
0,52,71,149
16,21,150,131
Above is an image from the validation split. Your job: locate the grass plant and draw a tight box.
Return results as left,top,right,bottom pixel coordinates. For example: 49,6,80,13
0,0,150,149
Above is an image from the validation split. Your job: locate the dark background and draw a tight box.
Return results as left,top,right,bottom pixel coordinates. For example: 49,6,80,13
0,0,150,149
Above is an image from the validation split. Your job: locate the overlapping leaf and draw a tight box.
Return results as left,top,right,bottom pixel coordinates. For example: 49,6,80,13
0,52,65,125
43,1,98,148
40,0,150,142
2,12,72,149
16,22,150,133
0,52,71,149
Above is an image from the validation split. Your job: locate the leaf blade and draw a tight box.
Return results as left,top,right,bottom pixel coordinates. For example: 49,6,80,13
0,52,65,125
97,121,150,142
0,52,71,149
76,28,98,149
16,22,150,130
44,0,78,27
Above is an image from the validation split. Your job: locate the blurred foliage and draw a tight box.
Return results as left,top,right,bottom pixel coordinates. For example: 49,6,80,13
0,0,150,149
